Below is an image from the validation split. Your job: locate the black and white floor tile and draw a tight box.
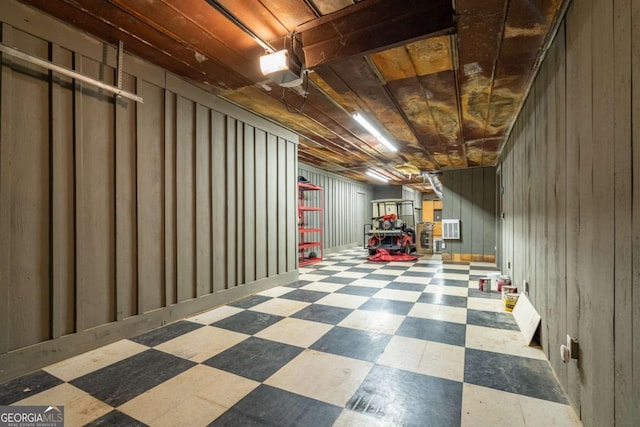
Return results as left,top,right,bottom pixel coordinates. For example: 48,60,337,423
0,249,582,426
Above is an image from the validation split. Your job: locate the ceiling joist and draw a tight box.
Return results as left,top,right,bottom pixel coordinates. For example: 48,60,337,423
296,0,456,69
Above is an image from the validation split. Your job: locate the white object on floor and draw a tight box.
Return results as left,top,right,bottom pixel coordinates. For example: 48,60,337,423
512,294,541,346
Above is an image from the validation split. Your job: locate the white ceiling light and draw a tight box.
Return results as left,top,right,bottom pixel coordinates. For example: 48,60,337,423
259,50,289,75
366,170,389,182
259,48,304,87
353,113,397,152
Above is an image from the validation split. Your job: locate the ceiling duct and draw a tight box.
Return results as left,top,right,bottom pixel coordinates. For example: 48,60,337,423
425,173,443,199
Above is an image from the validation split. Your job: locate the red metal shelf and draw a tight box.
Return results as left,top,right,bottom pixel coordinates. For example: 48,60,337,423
299,257,322,266
298,181,323,267
298,182,323,191
298,242,322,249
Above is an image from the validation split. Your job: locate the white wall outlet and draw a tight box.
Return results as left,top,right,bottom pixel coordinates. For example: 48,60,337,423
566,334,579,360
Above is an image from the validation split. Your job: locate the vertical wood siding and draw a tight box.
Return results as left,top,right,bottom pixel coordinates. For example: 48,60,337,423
441,168,496,260
499,1,639,424
0,13,298,381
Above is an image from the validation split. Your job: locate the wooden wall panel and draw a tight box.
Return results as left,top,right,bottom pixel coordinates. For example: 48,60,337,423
3,30,50,348
482,168,496,257
334,180,340,248
267,134,278,277
547,25,567,385
244,125,256,283
346,182,352,244
353,183,361,244
502,132,513,273
574,0,597,420
195,104,211,296
339,181,344,246
0,7,300,381
505,137,514,275
51,45,76,334
115,73,138,320
523,94,534,302
226,118,237,289
337,181,343,246
471,168,484,257
629,0,640,422
589,0,615,423
442,170,460,254
137,81,164,312
164,91,177,306
333,179,339,248
235,124,245,285
535,82,545,312
459,170,473,256
528,102,536,290
175,96,196,302
324,178,332,249
211,110,226,292
254,130,267,280
514,114,525,284
441,168,496,260
76,56,116,330
0,25,11,354
340,181,346,245
614,0,640,421
533,67,548,353
331,179,337,249
334,180,339,248
277,141,287,274
632,0,640,417
498,0,639,424
287,144,297,269
563,8,582,411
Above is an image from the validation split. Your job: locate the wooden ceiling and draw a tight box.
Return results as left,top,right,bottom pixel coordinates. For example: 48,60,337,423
18,0,566,193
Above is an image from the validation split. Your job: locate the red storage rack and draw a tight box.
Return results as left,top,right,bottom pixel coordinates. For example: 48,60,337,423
298,182,323,266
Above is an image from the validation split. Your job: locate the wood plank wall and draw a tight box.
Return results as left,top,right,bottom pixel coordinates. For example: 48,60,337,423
498,0,639,424
298,164,373,253
401,186,422,212
441,167,496,261
0,9,299,381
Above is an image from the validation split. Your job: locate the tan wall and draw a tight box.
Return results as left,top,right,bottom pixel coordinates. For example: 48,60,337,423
498,1,640,425
422,200,442,236
421,200,441,222
0,3,298,381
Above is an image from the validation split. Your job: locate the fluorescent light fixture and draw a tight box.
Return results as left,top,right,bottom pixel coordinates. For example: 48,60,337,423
260,50,289,75
353,113,397,152
366,170,389,182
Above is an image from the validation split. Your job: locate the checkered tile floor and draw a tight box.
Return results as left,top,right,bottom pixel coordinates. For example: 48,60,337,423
0,249,582,426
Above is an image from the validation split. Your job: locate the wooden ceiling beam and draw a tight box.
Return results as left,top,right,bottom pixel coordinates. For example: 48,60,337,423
296,0,455,69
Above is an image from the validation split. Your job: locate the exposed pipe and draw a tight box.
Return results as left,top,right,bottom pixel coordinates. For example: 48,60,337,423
0,43,143,103
425,173,443,199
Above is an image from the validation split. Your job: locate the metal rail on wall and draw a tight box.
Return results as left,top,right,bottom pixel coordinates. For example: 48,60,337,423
0,42,144,103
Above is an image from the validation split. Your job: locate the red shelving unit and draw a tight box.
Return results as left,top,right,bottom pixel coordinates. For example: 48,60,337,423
298,182,323,266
